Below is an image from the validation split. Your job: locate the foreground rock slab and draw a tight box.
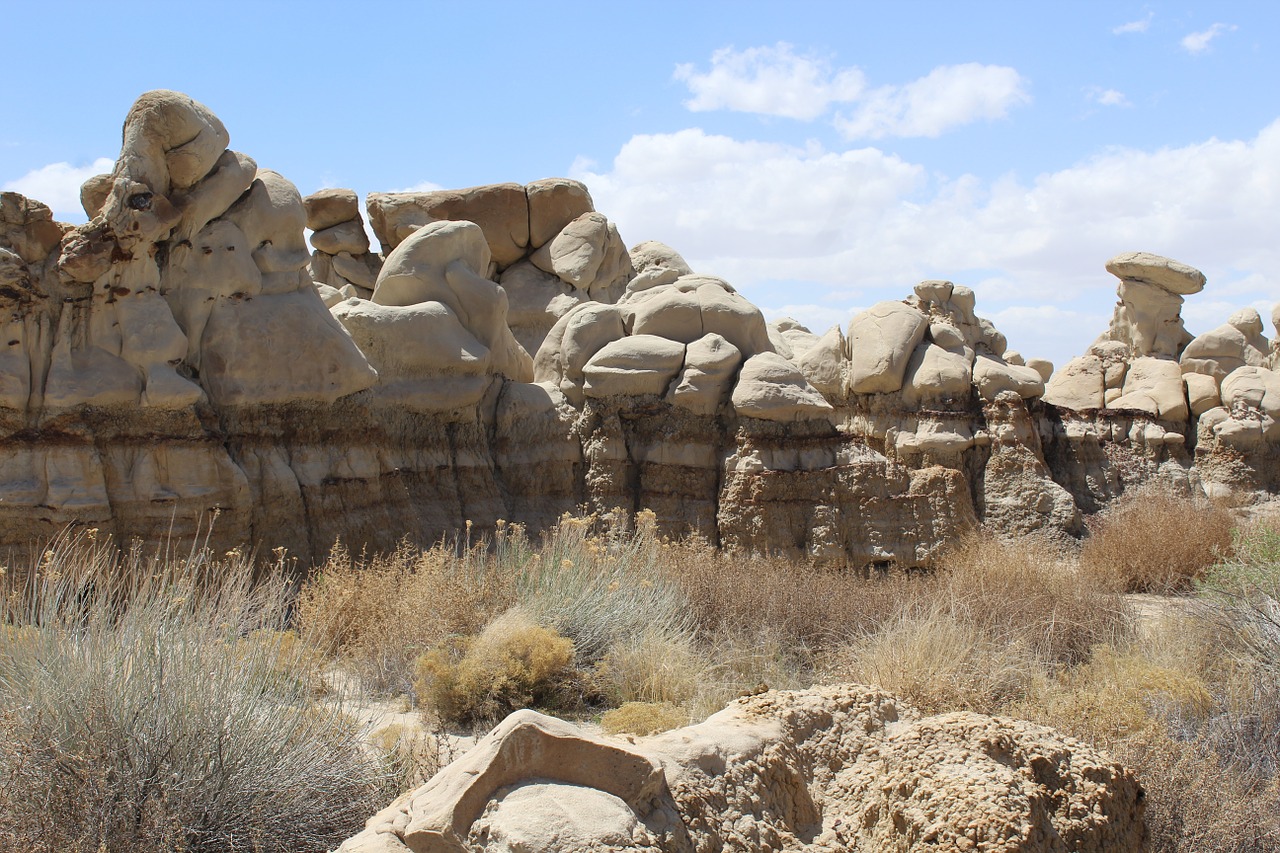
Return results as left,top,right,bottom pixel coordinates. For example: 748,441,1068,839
337,685,1145,853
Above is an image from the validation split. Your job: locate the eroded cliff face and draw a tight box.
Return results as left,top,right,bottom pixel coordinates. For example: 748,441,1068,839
0,90,1276,566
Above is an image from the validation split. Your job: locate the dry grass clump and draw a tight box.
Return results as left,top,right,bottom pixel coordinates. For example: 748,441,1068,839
1079,488,1236,593
413,609,579,726
295,536,516,694
667,538,912,647
0,531,386,853
601,702,688,736
832,531,1130,714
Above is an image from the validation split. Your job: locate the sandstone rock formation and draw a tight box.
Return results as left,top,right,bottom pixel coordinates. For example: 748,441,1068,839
337,685,1145,853
306,188,382,303
1040,251,1280,508
1,90,1279,565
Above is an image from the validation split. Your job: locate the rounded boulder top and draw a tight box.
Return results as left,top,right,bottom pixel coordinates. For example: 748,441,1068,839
1105,251,1206,295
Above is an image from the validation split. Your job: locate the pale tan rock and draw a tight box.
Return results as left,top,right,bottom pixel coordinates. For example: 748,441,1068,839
914,279,954,303
200,289,378,405
1100,279,1191,358
332,298,489,377
530,212,612,290
770,317,819,360
340,685,1144,853
499,260,584,357
847,301,928,394
310,219,370,256
1184,372,1221,417
629,240,693,276
0,192,67,265
972,354,1045,401
115,90,230,194
373,219,532,381
1026,357,1054,383
1181,308,1270,383
367,183,529,267
1105,251,1206,295
536,302,627,388
732,352,834,422
894,419,974,455
583,335,685,398
624,284,703,343
902,341,973,405
695,280,773,358
331,251,379,290
398,710,670,853
80,173,113,219
668,332,741,416
316,282,344,308
223,170,313,296
795,326,845,397
164,218,262,368
163,150,257,250
526,178,594,249
303,188,360,231
1112,357,1188,421
1221,366,1280,419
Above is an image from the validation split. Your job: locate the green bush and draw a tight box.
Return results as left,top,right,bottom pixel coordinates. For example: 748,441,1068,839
0,532,387,853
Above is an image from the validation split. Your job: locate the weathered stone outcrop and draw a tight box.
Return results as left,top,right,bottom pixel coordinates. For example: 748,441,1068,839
2,91,1279,566
337,685,1145,853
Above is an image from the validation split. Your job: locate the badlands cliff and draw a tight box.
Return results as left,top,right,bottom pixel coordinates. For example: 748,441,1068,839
0,90,1277,565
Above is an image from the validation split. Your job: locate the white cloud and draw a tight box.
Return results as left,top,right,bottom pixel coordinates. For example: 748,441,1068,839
575,119,1280,368
1089,87,1131,107
3,157,115,223
391,180,445,193
673,43,865,121
833,64,1030,140
1112,12,1153,35
1182,23,1236,55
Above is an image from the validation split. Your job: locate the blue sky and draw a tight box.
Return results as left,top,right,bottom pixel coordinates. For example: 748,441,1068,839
4,1,1278,368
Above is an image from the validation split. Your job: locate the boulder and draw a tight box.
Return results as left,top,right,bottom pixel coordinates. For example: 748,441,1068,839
794,326,845,398
902,341,973,405
337,686,1145,853
1105,251,1206,295
526,178,594,249
367,183,529,267
303,188,360,231
629,240,693,277
668,333,741,416
582,335,685,398
732,352,833,422
847,301,929,394
200,289,378,405
310,219,370,256
972,354,1045,402
1111,357,1188,421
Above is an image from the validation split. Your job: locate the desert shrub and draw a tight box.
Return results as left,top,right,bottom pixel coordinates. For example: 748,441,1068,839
830,531,1131,714
596,626,706,706
601,702,688,736
1079,489,1236,593
0,532,386,853
368,721,460,794
836,605,1040,713
514,512,693,662
295,536,516,694
413,609,577,726
936,531,1131,667
667,539,913,649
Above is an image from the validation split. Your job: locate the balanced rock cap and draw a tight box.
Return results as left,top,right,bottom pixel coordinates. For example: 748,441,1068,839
1105,251,1206,295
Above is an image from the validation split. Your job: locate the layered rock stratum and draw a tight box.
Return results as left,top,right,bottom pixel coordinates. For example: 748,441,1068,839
1,89,1278,565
